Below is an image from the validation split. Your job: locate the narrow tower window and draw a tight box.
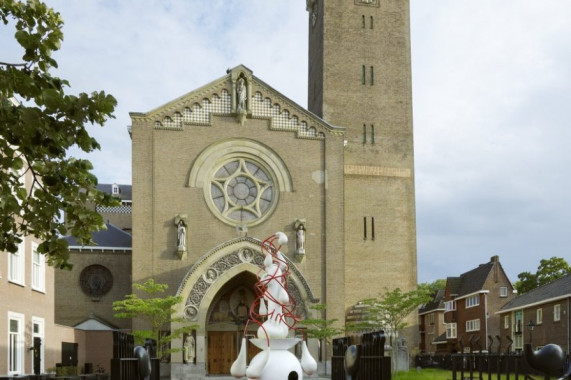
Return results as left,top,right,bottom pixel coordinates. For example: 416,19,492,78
362,15,365,29
362,65,366,85
370,66,374,85
370,16,374,29
363,217,367,240
371,217,375,240
371,125,375,144
363,124,367,144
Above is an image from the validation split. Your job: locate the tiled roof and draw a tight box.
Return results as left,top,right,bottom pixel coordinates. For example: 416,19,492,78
419,289,445,314
97,183,132,201
499,274,571,312
65,222,132,249
447,256,502,298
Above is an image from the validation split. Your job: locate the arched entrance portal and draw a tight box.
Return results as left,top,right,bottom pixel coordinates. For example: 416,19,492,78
206,271,261,374
173,237,319,376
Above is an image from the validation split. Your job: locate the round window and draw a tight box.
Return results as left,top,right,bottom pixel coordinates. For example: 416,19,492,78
207,157,277,226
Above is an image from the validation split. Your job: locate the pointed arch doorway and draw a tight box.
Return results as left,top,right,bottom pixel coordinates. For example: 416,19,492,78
206,271,261,375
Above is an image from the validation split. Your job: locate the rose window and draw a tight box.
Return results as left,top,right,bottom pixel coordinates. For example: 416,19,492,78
209,158,276,225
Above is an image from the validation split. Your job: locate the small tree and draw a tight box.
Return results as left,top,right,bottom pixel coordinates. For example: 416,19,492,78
113,279,196,360
302,304,344,374
347,287,432,373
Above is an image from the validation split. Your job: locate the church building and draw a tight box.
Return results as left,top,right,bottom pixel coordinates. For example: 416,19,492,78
52,1,417,377
127,0,417,376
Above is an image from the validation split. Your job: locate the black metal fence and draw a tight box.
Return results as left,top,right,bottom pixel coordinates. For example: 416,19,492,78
332,331,391,380
110,332,160,380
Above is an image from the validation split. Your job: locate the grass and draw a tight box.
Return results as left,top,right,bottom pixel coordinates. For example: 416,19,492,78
392,368,543,380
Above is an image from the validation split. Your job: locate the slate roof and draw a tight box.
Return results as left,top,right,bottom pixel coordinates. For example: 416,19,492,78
419,289,445,314
65,222,132,249
499,274,571,313
447,256,504,298
97,183,132,201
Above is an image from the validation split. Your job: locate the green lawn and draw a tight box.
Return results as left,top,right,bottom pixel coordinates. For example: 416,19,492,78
392,368,542,380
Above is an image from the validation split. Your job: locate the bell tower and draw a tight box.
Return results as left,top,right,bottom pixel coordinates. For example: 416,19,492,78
307,0,417,307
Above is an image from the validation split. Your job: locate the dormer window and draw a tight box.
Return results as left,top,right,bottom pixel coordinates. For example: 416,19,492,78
112,183,119,195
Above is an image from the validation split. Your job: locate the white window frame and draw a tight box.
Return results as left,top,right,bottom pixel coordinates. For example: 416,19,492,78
444,300,456,312
504,315,510,329
466,295,480,308
31,242,45,292
32,317,45,374
446,323,457,339
466,319,480,332
554,304,561,322
536,308,543,325
9,237,25,286
8,312,25,375
500,287,508,297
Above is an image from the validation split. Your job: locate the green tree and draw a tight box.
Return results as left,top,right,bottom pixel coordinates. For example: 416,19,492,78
1,0,117,269
302,303,344,374
113,279,196,360
418,279,446,294
514,257,570,294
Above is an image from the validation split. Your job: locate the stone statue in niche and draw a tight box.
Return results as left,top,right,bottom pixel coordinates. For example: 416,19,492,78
237,77,247,112
177,220,186,251
294,219,306,257
183,333,195,364
174,214,188,259
236,76,248,125
296,224,306,254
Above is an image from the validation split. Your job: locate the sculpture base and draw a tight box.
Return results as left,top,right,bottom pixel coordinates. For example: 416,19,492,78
249,338,302,380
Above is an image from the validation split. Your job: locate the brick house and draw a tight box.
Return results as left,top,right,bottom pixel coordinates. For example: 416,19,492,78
497,273,570,353
418,289,446,354
442,256,516,353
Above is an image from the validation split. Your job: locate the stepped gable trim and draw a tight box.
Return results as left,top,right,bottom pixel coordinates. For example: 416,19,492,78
129,65,345,138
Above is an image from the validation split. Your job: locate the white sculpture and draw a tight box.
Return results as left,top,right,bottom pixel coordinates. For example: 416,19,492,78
231,232,317,380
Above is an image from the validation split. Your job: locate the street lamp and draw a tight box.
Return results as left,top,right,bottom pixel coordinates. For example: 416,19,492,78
527,320,536,345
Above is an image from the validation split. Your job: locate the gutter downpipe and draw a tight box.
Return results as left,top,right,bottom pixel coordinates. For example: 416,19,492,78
485,293,489,351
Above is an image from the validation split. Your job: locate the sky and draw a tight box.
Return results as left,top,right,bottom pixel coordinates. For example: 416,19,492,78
2,1,570,284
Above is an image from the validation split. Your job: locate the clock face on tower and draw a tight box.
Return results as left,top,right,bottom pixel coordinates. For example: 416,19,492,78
207,157,277,226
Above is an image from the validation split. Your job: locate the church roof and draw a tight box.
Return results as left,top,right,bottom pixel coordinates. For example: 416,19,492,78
97,183,132,201
130,65,345,138
65,222,132,250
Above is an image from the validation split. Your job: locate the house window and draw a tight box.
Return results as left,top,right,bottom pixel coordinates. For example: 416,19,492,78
32,242,45,292
536,308,543,325
466,319,480,332
466,295,480,308
112,183,119,195
554,304,561,322
504,315,510,329
444,300,456,312
8,312,25,375
500,287,508,297
9,238,25,285
446,323,457,339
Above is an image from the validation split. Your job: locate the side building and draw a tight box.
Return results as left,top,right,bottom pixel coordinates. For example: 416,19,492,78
498,273,570,352
441,256,516,353
418,289,446,354
56,184,133,331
